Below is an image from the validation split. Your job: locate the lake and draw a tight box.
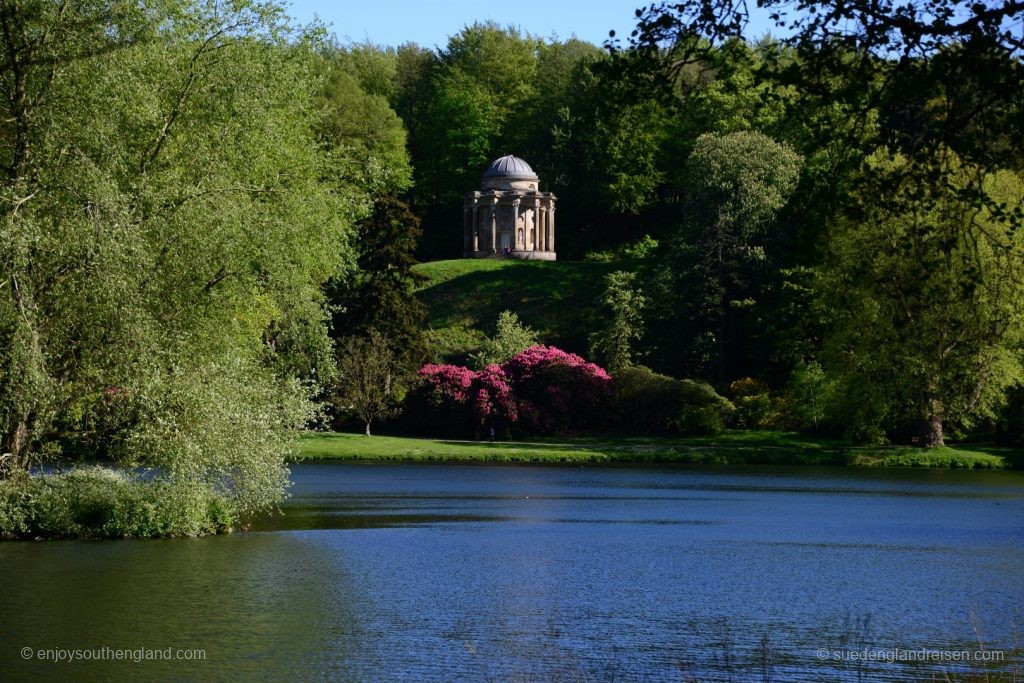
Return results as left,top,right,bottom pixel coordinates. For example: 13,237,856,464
2,463,1022,681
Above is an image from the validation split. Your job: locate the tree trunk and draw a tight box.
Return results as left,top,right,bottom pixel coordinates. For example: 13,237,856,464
2,417,29,474
915,400,944,447
364,421,371,437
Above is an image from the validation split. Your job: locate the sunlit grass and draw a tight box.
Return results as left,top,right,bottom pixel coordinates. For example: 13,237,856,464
295,430,1017,468
412,258,634,362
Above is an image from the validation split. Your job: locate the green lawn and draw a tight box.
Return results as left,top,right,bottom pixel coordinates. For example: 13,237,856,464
412,258,636,362
295,430,1017,468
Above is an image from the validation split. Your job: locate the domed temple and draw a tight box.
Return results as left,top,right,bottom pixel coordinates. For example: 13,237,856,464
462,155,556,260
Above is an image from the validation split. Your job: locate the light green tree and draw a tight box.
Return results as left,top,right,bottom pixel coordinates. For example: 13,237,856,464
0,1,362,517
470,311,539,369
331,331,404,437
820,149,1024,445
318,64,413,194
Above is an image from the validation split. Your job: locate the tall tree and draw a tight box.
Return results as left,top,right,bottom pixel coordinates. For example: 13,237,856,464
589,271,648,373
318,65,412,195
328,194,427,374
650,131,801,383
0,1,358,513
819,150,1024,446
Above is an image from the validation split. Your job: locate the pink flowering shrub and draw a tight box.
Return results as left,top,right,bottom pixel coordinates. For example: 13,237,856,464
503,345,611,434
410,362,517,436
418,363,475,403
471,364,517,425
407,346,611,437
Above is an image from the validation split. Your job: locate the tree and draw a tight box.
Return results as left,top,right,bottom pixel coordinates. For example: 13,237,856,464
318,64,412,195
0,1,358,516
327,195,427,374
331,331,404,437
470,310,539,369
651,131,801,382
628,0,1024,219
589,271,648,372
819,149,1024,446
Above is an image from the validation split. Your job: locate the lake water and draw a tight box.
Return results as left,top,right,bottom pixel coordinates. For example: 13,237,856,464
2,463,1023,681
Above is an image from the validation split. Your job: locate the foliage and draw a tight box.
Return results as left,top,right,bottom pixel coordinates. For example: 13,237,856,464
647,131,802,382
414,362,517,436
470,310,539,369
778,361,832,432
589,271,649,372
502,345,612,434
410,345,610,437
727,377,778,429
328,195,427,374
330,331,406,436
673,380,738,435
318,66,412,194
687,131,803,241
627,0,1024,174
0,468,233,540
0,1,379,531
584,234,659,262
611,365,734,435
818,149,1024,445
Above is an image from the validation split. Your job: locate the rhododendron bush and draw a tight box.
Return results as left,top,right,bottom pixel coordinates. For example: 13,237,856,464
408,346,610,436
502,345,611,433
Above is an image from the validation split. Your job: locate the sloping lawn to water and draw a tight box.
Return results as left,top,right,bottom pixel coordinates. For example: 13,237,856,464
295,431,1016,468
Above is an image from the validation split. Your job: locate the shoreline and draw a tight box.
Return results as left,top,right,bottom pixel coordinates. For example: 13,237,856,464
295,431,1019,470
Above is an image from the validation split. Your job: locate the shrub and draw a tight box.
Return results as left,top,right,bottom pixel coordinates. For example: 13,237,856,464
611,365,734,435
503,345,612,434
728,377,776,428
0,468,234,540
408,346,612,437
673,380,735,435
411,362,518,437
611,365,686,433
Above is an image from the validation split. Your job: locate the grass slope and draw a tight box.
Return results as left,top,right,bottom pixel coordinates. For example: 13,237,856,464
297,431,1016,468
413,258,632,362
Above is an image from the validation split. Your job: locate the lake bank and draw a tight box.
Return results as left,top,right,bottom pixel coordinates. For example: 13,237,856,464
296,430,1018,469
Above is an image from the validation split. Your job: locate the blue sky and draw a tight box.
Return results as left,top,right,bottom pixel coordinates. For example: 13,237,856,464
285,0,778,49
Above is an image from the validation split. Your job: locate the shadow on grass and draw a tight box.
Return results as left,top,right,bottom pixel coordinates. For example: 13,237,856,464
415,259,628,357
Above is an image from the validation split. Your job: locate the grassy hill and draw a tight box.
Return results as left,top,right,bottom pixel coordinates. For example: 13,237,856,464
413,258,633,362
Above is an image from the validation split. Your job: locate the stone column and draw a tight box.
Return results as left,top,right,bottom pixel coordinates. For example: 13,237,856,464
489,197,498,253
471,199,479,252
533,199,540,251
539,207,547,251
548,203,555,252
512,197,521,250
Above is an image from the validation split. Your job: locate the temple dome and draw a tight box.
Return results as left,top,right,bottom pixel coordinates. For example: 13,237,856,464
482,155,538,181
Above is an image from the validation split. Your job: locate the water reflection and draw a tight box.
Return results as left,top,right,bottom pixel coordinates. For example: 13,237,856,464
1,462,1022,681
